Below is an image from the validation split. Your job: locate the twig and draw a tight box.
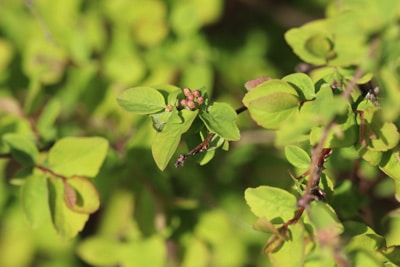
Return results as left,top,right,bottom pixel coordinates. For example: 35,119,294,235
298,68,365,208
174,106,247,168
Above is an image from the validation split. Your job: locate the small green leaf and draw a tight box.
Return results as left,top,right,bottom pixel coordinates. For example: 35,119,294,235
152,110,198,170
36,99,61,142
356,145,382,166
77,237,123,266
304,34,336,60
199,102,240,141
21,173,49,229
363,108,399,152
379,148,400,180
2,133,38,165
245,186,297,222
243,79,299,106
300,85,347,124
64,176,100,214
284,145,311,169
310,107,358,148
47,177,89,239
243,79,300,130
343,221,385,252
282,73,316,101
308,201,343,234
48,137,109,178
246,92,299,129
268,223,305,267
117,86,166,114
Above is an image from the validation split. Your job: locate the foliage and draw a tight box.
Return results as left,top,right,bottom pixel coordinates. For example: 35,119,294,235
0,0,400,267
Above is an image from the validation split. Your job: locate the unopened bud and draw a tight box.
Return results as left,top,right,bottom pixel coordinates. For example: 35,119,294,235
165,104,173,112
187,94,195,101
183,87,192,96
196,96,204,104
193,90,201,97
180,99,188,107
187,100,196,109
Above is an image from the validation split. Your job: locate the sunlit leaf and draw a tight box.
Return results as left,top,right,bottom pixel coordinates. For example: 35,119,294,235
284,145,311,169
245,186,297,222
21,173,49,229
77,237,123,266
2,133,38,165
47,177,89,239
64,176,100,214
308,201,343,234
48,137,109,178
199,102,240,141
117,87,166,114
379,148,400,180
268,223,305,267
152,110,198,170
282,73,316,101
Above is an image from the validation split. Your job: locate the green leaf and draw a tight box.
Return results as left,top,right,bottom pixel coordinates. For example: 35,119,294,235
363,108,399,152
245,186,297,222
308,201,343,234
282,73,316,101
48,137,109,178
77,237,123,266
36,99,61,142
243,79,299,105
246,92,299,129
199,102,240,141
310,107,358,147
300,84,347,124
2,133,38,165
243,80,300,129
268,223,305,267
343,221,385,252
382,210,400,247
304,34,336,60
117,86,166,114
64,176,100,214
47,177,89,239
152,110,198,170
284,145,311,169
379,148,400,180
21,173,49,229
284,21,331,65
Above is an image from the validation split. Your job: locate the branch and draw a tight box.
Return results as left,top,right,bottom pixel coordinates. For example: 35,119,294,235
298,68,365,208
174,106,247,168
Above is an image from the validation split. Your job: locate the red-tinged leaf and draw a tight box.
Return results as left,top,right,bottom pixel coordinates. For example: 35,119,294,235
64,181,77,210
65,176,100,214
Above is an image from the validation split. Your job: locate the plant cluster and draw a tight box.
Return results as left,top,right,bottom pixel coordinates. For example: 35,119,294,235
117,0,400,265
0,0,400,266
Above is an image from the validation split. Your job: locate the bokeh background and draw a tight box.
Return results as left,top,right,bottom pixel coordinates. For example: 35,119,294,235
0,1,354,267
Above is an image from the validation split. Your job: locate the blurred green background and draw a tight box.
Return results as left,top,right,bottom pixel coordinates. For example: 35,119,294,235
0,1,332,266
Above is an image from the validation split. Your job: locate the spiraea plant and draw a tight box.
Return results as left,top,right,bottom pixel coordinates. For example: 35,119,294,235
117,1,400,266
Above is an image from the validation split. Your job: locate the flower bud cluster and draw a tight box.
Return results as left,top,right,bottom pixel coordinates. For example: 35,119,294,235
180,88,204,110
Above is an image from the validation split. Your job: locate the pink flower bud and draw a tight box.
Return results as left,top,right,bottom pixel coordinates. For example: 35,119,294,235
193,90,201,97
187,100,196,109
196,96,204,104
180,99,188,107
187,94,195,101
183,87,192,96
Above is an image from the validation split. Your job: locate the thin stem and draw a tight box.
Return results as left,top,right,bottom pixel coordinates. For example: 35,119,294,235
35,165,66,180
174,106,248,168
